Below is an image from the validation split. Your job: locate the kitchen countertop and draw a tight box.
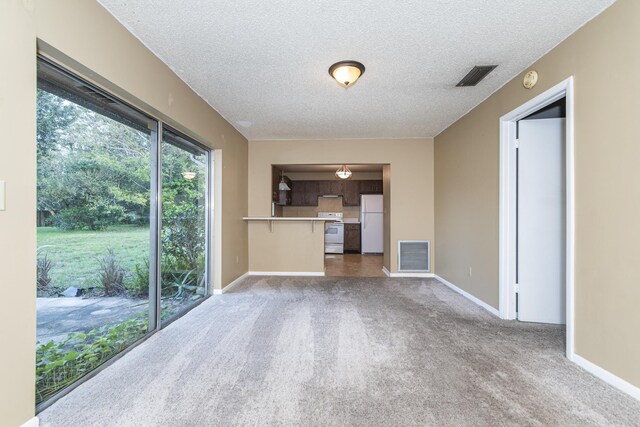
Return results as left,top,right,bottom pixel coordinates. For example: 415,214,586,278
243,216,336,232
242,217,336,221
243,217,360,224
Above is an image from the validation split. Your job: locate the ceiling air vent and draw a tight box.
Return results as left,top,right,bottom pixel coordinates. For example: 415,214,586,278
456,65,497,87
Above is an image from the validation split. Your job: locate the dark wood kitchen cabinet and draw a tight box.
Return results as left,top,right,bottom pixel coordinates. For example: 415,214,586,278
290,181,305,206
342,180,360,206
290,180,320,206
344,223,361,252
303,181,319,205
330,180,344,195
359,180,383,194
317,180,332,196
317,180,343,196
289,179,382,206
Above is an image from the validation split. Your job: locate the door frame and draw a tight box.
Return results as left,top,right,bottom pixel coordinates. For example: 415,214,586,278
498,77,575,359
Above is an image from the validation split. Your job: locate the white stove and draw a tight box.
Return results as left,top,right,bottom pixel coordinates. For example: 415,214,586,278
318,212,344,253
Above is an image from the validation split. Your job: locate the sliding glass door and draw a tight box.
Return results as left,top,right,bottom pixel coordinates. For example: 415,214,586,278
160,128,209,323
35,58,211,407
36,59,156,405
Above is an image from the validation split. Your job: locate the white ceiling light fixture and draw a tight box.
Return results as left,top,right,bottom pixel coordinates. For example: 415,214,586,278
335,165,353,179
328,61,365,88
182,171,197,180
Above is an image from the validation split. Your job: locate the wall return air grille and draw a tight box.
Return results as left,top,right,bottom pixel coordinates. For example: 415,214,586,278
398,240,431,272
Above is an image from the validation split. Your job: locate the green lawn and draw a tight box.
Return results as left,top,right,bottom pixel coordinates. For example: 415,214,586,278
37,226,150,290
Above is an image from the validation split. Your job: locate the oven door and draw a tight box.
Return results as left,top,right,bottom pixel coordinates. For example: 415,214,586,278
324,222,344,244
325,243,344,254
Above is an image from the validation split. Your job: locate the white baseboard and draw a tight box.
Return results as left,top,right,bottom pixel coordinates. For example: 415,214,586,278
213,271,326,294
390,272,434,278
572,354,640,401
435,275,500,317
247,271,325,277
213,272,249,295
21,416,39,427
382,266,434,278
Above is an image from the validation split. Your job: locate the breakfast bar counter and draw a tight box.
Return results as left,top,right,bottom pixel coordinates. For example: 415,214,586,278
242,216,335,232
244,216,333,275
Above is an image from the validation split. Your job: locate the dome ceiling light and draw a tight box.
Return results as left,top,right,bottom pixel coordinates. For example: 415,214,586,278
328,61,365,88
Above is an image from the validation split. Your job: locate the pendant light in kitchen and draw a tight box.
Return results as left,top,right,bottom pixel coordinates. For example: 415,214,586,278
335,165,352,179
278,169,291,191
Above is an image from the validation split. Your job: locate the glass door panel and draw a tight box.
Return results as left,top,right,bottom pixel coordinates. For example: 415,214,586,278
161,128,209,323
35,59,155,405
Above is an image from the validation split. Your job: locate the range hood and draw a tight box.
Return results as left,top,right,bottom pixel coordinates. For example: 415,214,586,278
321,195,341,198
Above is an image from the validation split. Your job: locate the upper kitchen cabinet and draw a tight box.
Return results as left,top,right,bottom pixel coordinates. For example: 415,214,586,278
291,180,305,206
291,180,320,206
359,180,383,194
330,180,344,195
304,181,320,205
317,181,332,196
342,180,360,206
317,180,344,196
289,179,382,206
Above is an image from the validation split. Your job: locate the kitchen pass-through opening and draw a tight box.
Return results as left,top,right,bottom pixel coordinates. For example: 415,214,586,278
271,163,387,277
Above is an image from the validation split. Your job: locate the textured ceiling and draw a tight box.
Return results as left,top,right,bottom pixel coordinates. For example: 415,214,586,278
98,0,614,140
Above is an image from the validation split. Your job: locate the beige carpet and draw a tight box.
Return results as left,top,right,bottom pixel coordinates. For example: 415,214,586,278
40,276,640,426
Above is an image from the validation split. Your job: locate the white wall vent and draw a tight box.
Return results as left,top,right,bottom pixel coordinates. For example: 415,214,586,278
398,240,430,272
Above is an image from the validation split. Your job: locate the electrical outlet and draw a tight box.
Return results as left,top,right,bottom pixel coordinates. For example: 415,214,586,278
468,266,472,277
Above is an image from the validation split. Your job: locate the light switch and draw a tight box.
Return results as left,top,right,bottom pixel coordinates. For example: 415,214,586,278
0,181,5,211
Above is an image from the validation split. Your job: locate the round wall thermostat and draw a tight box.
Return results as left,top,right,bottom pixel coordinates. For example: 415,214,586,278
523,70,538,89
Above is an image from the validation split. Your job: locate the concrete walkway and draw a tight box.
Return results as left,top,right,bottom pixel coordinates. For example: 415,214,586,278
37,296,148,343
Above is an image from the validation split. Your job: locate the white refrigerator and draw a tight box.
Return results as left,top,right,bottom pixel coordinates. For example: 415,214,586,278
360,194,384,254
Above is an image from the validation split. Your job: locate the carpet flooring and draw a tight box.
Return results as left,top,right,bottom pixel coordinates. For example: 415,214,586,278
40,276,640,426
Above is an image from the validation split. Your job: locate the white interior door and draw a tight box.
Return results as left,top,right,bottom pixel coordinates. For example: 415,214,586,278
518,118,566,324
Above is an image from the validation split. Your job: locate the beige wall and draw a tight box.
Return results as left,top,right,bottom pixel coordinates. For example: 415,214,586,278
383,165,392,270
1,1,248,424
249,139,434,273
0,2,38,425
248,221,325,273
435,0,639,388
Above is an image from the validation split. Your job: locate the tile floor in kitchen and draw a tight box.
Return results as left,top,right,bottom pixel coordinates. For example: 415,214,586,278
324,254,385,277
